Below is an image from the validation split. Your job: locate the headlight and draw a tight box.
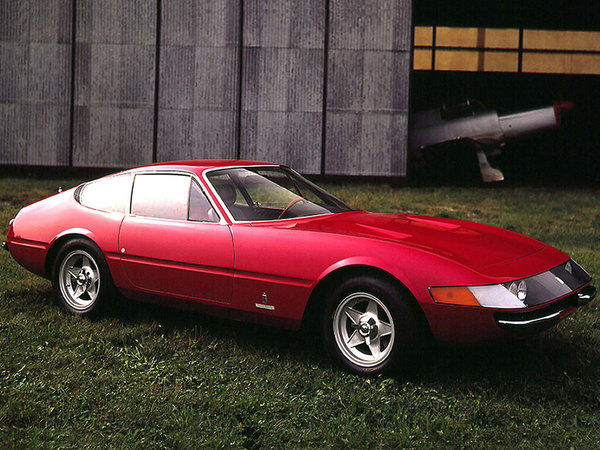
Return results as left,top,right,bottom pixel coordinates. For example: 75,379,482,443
507,280,527,301
565,260,572,274
430,259,592,309
430,284,527,309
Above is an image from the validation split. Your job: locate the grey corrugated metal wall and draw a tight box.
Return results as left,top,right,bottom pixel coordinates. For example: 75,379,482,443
0,0,411,176
0,0,72,166
158,0,240,162
73,0,157,167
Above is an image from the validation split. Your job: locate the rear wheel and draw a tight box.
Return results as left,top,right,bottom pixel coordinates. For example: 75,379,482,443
52,238,114,316
322,275,422,375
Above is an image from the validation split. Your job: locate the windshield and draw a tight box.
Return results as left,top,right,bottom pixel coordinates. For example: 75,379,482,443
206,166,352,221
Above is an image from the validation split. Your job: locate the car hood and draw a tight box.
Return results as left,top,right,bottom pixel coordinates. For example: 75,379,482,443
295,211,546,270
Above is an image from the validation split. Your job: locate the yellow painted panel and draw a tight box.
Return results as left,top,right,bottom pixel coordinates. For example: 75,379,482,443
436,27,519,49
523,52,600,75
414,26,433,46
413,49,432,70
435,50,477,71
435,50,518,72
524,30,600,51
481,52,519,72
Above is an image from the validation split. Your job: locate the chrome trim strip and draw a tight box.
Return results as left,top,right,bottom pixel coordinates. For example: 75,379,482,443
255,303,275,311
576,285,596,306
497,310,563,327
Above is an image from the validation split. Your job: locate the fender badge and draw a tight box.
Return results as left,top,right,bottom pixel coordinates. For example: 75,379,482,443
256,292,275,310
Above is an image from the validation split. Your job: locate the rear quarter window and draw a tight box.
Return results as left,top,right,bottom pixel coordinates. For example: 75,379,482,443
77,173,133,213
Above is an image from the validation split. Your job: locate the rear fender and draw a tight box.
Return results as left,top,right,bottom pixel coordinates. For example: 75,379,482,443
44,229,101,278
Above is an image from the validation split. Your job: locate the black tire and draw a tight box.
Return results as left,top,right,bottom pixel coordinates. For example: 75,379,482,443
51,238,115,317
321,275,423,375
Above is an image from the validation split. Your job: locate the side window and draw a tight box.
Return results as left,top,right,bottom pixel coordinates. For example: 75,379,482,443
207,172,249,220
77,173,133,213
209,173,245,206
131,174,190,220
189,181,219,222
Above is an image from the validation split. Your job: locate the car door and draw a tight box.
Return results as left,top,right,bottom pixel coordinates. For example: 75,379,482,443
119,172,234,303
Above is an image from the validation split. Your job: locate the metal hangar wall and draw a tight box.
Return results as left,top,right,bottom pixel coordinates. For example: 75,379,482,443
0,0,413,176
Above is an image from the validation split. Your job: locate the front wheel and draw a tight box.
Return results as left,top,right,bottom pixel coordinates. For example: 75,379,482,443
322,276,423,375
52,238,114,316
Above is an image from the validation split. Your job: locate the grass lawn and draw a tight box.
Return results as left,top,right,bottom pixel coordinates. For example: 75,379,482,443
1,176,599,448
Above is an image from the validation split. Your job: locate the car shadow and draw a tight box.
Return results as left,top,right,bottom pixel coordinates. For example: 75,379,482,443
103,296,328,366
105,296,599,398
396,333,600,409
406,335,592,377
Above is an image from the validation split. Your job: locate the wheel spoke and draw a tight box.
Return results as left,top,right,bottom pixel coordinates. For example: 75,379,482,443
344,307,362,326
366,299,379,316
346,330,364,348
72,284,85,299
364,335,371,347
378,320,393,338
368,335,381,360
67,269,79,279
82,256,91,270
89,268,99,284
87,279,98,297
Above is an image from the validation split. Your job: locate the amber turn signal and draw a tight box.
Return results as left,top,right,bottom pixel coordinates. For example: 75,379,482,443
429,287,481,307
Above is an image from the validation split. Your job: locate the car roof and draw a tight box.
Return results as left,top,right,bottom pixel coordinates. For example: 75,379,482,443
135,159,278,175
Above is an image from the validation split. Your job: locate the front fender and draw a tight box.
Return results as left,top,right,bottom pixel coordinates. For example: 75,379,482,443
314,255,422,300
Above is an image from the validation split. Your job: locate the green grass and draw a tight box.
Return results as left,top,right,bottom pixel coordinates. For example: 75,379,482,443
1,177,599,448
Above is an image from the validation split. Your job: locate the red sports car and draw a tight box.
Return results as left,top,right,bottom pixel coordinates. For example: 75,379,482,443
3,160,596,375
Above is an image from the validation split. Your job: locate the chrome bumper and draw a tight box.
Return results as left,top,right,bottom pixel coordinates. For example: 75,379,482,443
575,285,596,306
495,285,596,329
497,311,562,328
